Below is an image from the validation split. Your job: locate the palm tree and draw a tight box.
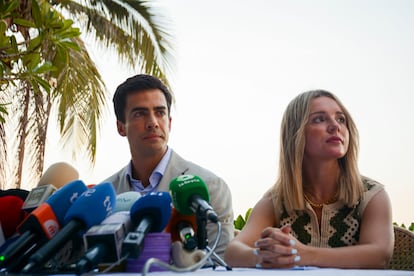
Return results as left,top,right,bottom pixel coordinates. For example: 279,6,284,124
0,0,174,189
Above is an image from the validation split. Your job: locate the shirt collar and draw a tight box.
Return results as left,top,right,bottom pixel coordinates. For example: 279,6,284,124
126,147,172,193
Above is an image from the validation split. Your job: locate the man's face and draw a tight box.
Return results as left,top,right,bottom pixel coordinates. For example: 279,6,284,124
117,89,171,158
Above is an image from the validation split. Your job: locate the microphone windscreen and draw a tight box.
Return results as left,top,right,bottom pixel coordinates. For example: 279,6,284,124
38,162,79,189
0,189,29,201
129,192,172,232
115,191,141,212
169,175,210,215
164,208,197,243
0,196,26,238
46,180,88,225
63,182,116,229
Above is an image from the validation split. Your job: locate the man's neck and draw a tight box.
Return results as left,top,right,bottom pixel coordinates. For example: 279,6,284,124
131,151,166,187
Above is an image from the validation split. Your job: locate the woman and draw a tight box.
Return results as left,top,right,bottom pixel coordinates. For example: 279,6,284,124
224,90,394,268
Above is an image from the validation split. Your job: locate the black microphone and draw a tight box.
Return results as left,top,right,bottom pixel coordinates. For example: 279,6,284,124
22,182,116,273
75,192,140,274
122,192,172,259
169,175,218,223
76,211,132,274
21,184,57,212
164,208,198,251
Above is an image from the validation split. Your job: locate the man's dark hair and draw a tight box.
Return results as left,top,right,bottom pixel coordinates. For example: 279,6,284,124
113,74,172,122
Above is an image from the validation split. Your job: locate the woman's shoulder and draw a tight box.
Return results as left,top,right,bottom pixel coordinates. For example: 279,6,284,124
361,175,384,193
358,175,385,214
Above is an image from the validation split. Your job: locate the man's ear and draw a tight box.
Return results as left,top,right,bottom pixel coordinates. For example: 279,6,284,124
117,120,126,136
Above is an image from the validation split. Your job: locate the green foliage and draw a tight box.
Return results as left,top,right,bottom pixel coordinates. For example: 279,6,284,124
1,0,80,95
0,0,104,187
0,0,81,95
393,222,414,232
234,208,252,230
1,0,174,189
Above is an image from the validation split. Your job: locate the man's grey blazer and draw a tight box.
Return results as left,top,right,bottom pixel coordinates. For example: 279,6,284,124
103,150,234,258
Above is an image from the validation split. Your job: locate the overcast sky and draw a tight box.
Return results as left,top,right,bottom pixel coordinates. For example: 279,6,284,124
44,0,414,225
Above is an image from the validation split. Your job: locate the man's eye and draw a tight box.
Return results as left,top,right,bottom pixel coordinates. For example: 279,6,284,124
132,111,144,117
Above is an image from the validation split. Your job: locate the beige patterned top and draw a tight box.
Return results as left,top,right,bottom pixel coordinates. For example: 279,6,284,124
271,177,384,247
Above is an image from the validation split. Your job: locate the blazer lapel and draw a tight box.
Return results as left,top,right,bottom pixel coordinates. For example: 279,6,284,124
158,150,190,192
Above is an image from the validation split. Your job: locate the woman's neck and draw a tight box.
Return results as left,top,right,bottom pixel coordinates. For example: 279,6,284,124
302,160,339,200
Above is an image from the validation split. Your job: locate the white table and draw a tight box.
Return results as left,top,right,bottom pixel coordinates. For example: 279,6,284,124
101,267,414,276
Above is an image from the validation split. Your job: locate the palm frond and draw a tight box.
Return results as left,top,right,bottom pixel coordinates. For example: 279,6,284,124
53,36,109,164
56,0,174,79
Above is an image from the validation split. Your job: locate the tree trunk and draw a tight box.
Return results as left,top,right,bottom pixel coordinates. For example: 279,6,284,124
13,84,31,189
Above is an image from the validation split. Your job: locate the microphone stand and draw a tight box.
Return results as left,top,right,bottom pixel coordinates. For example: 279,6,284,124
195,210,231,271
206,246,232,271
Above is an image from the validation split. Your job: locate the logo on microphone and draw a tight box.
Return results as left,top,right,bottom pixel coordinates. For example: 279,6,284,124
175,175,200,187
103,196,113,214
82,188,96,197
176,175,194,181
70,192,80,203
43,219,60,239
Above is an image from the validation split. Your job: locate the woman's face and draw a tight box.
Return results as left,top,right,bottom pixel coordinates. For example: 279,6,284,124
304,96,349,161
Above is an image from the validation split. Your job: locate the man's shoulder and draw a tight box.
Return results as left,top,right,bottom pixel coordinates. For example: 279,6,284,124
170,151,224,184
101,165,129,194
103,166,127,182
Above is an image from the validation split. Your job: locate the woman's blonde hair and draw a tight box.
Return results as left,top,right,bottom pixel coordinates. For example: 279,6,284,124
273,90,364,212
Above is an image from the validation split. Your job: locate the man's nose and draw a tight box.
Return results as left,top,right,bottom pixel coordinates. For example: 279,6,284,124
146,115,159,129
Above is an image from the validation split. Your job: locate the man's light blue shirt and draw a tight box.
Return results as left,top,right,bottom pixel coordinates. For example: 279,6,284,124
126,147,172,194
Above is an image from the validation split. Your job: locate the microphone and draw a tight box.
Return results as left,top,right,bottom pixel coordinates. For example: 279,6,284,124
169,175,218,223
38,162,79,189
0,180,87,269
22,182,116,273
0,188,29,201
21,184,57,212
164,208,197,251
76,211,132,274
122,191,172,258
171,241,206,268
114,191,141,212
20,162,80,212
75,192,140,273
0,196,26,240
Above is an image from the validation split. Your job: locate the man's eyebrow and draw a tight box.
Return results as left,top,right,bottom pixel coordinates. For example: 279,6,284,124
129,106,167,113
154,106,167,110
130,107,148,113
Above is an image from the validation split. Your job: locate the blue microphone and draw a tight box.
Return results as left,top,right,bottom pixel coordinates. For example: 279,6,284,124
21,182,116,273
122,191,172,258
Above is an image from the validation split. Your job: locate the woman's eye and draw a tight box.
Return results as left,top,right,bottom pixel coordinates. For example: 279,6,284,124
337,116,346,123
313,116,324,123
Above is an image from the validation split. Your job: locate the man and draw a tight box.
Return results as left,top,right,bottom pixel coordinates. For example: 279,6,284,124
103,74,234,258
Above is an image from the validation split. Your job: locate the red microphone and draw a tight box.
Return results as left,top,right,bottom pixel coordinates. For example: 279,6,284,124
164,208,198,251
0,196,27,239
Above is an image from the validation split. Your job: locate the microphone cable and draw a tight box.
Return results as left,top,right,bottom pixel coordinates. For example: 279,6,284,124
141,220,224,276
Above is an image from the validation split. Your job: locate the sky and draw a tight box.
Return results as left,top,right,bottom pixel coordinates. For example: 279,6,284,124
44,0,414,225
